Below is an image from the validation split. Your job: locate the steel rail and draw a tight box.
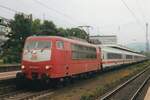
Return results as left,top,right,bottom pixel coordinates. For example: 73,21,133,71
100,65,150,100
15,89,54,100
130,74,150,100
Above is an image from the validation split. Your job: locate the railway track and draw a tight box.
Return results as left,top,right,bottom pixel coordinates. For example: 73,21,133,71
100,65,150,100
0,85,16,93
1,89,54,100
0,79,54,100
0,78,18,95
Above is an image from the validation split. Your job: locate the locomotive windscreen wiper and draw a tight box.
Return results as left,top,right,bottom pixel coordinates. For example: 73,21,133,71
41,46,49,52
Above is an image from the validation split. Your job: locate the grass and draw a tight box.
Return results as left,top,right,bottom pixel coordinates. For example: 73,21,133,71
0,59,19,66
0,59,3,65
80,61,150,100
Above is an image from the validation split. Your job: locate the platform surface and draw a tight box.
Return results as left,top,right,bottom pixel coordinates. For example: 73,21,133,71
144,87,150,100
0,70,20,80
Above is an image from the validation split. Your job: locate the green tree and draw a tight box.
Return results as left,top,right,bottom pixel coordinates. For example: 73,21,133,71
57,28,89,40
57,28,69,37
39,20,57,36
32,19,41,34
1,14,32,63
67,28,89,40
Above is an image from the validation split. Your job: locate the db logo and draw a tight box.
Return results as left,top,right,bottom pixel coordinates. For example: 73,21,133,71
31,53,37,60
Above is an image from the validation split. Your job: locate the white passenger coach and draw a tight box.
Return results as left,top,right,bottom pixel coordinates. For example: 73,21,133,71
98,44,146,68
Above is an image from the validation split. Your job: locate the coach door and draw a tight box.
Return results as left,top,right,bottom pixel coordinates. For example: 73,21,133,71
56,40,65,65
56,41,69,76
98,47,102,69
64,42,69,76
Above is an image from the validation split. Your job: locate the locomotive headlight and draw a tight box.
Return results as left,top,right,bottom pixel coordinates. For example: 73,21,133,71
45,65,51,70
21,65,25,69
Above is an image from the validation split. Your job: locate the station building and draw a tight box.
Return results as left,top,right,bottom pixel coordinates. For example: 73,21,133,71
89,35,139,53
89,35,117,44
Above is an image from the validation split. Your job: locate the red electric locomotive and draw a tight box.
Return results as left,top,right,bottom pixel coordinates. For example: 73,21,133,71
16,36,102,86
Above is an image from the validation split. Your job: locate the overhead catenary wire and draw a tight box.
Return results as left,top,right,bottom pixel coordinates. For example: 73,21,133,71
121,0,149,52
0,3,51,21
135,0,149,52
0,4,24,21
32,0,82,26
120,0,145,31
135,0,147,23
0,4,34,19
0,4,69,25
0,4,20,13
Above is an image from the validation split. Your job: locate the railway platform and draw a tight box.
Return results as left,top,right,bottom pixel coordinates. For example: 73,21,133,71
0,70,20,80
144,86,150,100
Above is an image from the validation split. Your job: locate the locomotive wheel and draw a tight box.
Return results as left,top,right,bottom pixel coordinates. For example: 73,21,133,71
50,79,59,88
70,77,76,84
29,80,47,90
16,72,28,89
50,78,64,88
63,77,71,86
40,74,50,89
40,79,50,89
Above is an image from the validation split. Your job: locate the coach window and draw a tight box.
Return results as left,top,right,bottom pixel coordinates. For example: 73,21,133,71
56,41,64,49
107,53,122,59
126,55,132,59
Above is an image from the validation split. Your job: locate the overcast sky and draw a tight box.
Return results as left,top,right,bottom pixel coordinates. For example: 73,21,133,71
0,0,150,45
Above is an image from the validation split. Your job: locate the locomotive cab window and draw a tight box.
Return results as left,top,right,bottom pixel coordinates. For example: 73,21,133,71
24,41,51,50
56,41,64,49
